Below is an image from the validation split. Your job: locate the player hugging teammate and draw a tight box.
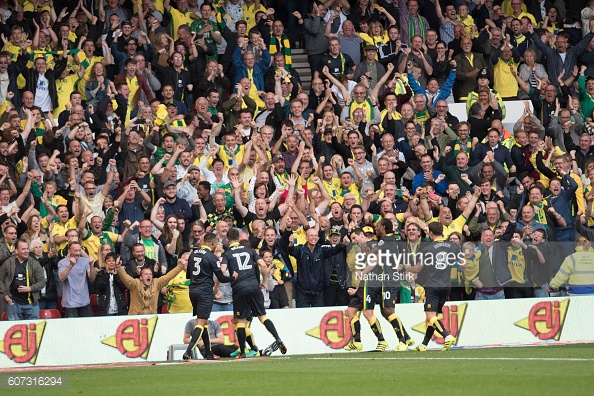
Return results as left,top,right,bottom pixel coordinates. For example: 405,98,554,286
184,230,286,361
344,220,463,352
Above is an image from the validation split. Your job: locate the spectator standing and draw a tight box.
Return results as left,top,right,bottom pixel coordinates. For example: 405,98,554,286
58,242,95,317
95,252,128,315
0,239,45,320
303,2,329,76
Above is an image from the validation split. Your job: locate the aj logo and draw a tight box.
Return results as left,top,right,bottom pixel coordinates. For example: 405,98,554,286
102,317,158,359
0,321,46,364
515,299,570,340
306,310,352,349
412,303,467,345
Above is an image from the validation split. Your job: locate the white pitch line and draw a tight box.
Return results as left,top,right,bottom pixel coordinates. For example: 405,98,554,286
309,357,594,361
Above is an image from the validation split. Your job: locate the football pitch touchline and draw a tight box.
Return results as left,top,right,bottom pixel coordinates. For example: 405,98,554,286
310,357,594,362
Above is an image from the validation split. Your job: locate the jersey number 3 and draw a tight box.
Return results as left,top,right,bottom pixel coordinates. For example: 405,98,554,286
233,252,252,271
192,257,202,276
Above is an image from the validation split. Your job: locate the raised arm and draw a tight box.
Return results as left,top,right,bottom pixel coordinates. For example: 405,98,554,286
461,189,480,219
312,176,331,215
322,65,351,104
238,140,253,174
100,159,117,197
231,178,249,218
371,63,395,104
149,196,165,230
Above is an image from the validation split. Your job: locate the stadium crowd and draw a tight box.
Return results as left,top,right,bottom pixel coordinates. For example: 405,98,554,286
0,0,594,323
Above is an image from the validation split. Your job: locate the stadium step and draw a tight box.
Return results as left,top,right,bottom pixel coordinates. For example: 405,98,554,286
291,48,311,92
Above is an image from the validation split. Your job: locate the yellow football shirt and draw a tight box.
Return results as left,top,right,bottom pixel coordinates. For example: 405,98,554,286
169,8,194,40
82,231,119,262
54,74,79,118
242,3,266,31
428,215,467,238
52,217,78,251
217,145,246,173
507,246,528,284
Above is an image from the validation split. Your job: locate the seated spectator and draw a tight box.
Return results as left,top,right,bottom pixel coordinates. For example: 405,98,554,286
183,318,238,358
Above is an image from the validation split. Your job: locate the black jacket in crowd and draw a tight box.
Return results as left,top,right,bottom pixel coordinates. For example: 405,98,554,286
95,269,128,316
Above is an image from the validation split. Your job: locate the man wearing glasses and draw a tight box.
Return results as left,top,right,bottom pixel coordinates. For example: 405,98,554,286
79,159,118,219
341,84,380,123
189,222,205,249
429,100,459,133
0,223,19,267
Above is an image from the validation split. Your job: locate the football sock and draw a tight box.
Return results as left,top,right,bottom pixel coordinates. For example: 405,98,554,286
262,318,281,340
369,316,385,341
403,326,411,340
429,317,450,338
422,326,435,346
236,323,247,354
201,324,211,355
350,316,361,342
387,313,406,343
186,325,204,355
246,327,257,351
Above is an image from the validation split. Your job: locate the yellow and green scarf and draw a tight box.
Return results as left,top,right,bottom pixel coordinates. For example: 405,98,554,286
414,109,430,125
453,139,472,157
349,97,374,122
269,35,292,69
408,15,426,43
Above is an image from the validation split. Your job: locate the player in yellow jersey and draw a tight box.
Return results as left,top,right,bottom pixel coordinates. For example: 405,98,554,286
504,229,534,298
218,131,246,173
316,156,342,200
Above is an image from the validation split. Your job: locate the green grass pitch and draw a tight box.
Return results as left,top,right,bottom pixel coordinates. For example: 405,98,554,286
4,344,594,395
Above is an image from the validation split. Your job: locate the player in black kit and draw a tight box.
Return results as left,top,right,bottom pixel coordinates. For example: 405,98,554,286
405,222,462,351
183,233,237,361
221,229,287,359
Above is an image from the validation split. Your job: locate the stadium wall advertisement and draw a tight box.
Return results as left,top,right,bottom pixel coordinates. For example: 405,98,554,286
0,296,593,368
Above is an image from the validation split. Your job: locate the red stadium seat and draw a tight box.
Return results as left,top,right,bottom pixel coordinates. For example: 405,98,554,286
39,309,61,319
161,305,168,314
1,311,6,321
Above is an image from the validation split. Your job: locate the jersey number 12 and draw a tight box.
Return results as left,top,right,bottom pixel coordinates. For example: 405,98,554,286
233,252,252,271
